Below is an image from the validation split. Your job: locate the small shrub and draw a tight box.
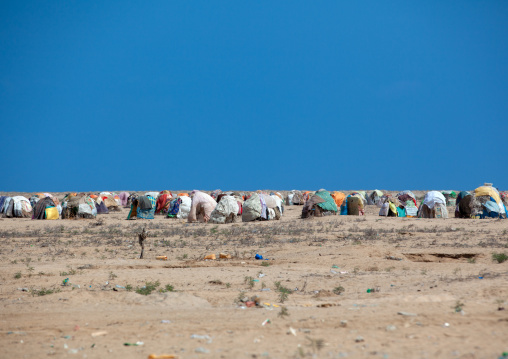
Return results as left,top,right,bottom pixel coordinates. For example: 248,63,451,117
244,276,255,289
453,300,465,312
135,280,161,295
278,306,290,318
161,284,174,292
14,271,22,279
108,271,117,280
261,261,270,267
32,287,60,297
333,286,345,295
275,281,292,303
492,252,508,263
125,284,133,292
60,267,77,276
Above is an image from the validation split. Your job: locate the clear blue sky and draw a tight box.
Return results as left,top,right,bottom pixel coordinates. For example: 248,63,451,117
1,2,507,192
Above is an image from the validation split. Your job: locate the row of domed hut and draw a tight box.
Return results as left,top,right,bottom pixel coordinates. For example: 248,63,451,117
0,190,286,223
1,185,506,221
125,190,284,223
0,192,128,220
296,185,507,219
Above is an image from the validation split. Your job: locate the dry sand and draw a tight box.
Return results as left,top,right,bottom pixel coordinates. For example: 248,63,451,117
1,200,507,358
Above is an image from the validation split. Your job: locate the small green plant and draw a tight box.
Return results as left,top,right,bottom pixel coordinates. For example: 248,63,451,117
274,281,292,303
14,271,22,279
31,287,60,297
492,252,508,263
353,267,359,275
261,261,270,267
182,253,188,259
453,300,465,312
244,276,255,289
278,306,290,318
125,284,133,292
135,280,161,296
226,283,231,288
60,267,77,276
160,284,174,293
333,286,345,295
421,269,427,275
467,258,476,264
108,271,117,280
305,336,325,354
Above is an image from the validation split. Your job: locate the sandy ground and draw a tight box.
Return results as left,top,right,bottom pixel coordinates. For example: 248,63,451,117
1,198,508,359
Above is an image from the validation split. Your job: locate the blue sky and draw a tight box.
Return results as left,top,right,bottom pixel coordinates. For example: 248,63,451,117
1,2,507,192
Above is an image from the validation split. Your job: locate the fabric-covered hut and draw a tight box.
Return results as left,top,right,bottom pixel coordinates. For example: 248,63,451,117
188,190,217,223
418,191,449,218
395,190,418,217
471,186,507,219
367,190,384,205
378,195,400,217
156,191,173,215
243,193,281,222
210,195,239,224
126,195,156,220
32,196,59,220
301,190,338,218
287,190,304,205
167,195,192,219
1,196,32,218
331,192,346,211
119,192,130,207
62,194,97,219
99,192,120,211
94,197,109,214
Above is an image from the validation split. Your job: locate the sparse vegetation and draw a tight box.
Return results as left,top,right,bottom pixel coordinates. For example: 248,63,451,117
244,276,255,289
135,280,161,295
60,267,78,276
14,271,22,279
31,287,60,297
278,306,290,318
492,252,508,263
453,300,465,312
274,281,292,303
333,285,345,295
306,337,325,355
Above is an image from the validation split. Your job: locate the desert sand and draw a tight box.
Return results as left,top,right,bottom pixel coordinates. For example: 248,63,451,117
1,194,507,359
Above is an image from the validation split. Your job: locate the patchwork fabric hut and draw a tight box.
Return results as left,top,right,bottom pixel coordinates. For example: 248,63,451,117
1,196,32,218
301,190,338,218
126,195,156,220
418,191,449,218
62,194,96,219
